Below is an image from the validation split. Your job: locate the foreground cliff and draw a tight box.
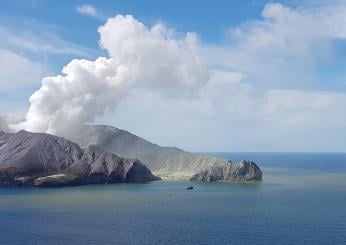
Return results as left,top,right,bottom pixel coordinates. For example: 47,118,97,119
0,130,159,187
67,125,262,182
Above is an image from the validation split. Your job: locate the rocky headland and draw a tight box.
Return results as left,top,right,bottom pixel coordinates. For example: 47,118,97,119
0,130,159,187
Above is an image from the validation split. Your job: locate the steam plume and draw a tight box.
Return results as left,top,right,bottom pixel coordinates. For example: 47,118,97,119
11,15,208,135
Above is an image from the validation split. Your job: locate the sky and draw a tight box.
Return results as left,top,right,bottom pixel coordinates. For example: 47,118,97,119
0,0,346,152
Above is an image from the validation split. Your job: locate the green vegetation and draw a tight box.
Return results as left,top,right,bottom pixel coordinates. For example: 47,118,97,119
34,173,79,187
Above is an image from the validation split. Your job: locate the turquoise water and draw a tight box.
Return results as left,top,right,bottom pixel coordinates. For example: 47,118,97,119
1,153,346,245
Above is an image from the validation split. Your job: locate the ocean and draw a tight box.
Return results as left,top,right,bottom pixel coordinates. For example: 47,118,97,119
1,152,346,245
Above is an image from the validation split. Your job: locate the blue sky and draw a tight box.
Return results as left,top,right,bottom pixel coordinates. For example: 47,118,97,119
1,0,268,44
0,0,314,67
1,0,346,152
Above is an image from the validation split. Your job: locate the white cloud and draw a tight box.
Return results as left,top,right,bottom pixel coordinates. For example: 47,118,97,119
102,77,346,151
0,48,45,119
5,2,346,151
259,90,346,129
0,49,44,92
229,2,343,55
76,4,103,20
207,2,346,89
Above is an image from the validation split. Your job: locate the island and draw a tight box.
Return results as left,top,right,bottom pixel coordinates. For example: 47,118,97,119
0,124,262,187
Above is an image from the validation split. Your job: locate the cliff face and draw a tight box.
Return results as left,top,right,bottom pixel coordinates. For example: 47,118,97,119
191,160,262,182
68,125,263,182
0,130,159,187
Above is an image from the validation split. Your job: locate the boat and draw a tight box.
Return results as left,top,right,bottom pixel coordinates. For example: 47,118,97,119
186,186,194,190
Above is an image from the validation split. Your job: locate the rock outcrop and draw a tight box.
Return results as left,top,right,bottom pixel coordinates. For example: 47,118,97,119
191,160,262,182
0,130,159,187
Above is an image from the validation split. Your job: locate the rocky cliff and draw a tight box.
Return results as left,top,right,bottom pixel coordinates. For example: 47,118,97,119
0,130,159,187
191,160,262,182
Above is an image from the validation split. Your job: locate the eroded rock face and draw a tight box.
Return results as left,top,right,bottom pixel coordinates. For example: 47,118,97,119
191,160,262,182
0,130,159,187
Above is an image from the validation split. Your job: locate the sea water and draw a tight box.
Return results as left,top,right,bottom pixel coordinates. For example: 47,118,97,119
1,152,346,245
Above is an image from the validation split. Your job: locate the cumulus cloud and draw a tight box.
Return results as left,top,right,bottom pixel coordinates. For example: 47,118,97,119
12,15,208,135
208,2,346,89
